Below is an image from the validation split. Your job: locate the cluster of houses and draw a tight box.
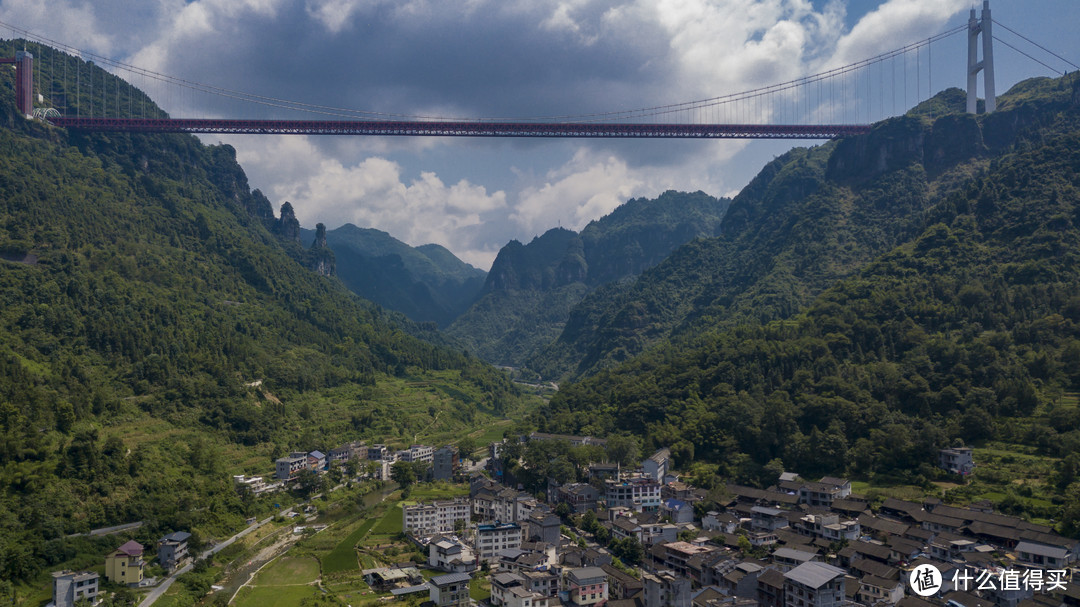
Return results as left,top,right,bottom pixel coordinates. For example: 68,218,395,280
374,439,1076,607
265,441,464,484
49,532,191,607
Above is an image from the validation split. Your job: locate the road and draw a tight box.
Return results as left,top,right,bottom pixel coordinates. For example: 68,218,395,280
65,521,143,538
138,509,292,607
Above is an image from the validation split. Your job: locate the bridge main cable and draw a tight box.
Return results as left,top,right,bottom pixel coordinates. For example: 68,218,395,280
46,117,871,139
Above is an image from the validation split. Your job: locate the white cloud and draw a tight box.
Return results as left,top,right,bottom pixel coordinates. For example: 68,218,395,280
0,0,114,54
829,0,969,69
511,148,646,234
232,135,507,268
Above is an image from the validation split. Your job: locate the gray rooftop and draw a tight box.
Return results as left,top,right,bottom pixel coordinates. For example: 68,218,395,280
784,562,846,589
431,572,472,586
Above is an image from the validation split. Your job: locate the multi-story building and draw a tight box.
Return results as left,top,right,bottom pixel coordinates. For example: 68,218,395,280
564,567,609,607
476,521,523,562
399,444,434,464
52,571,99,607
553,483,600,514
330,441,364,464
429,572,473,607
429,536,478,573
368,444,391,461
782,562,846,607
797,478,851,509
643,448,671,482
605,477,662,512
158,531,191,572
404,498,472,537
795,513,860,543
307,450,327,471
654,541,717,578
524,512,562,545
433,446,461,481
492,572,559,607
105,540,145,585
275,452,309,481
643,570,692,607
939,447,975,475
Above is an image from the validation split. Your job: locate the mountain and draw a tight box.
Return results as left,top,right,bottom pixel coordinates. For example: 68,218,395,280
299,224,485,327
445,191,730,368
537,74,1080,531
0,41,520,583
533,89,998,381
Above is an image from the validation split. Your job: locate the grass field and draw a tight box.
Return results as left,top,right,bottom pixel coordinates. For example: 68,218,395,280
234,585,321,607
324,517,379,574
252,556,321,586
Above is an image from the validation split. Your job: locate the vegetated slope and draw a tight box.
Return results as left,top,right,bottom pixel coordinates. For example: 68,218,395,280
541,74,1080,532
446,190,729,368
0,42,518,582
300,223,486,327
536,89,1008,381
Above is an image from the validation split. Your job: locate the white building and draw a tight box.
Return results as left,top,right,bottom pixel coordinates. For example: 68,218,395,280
476,522,522,562
275,452,308,481
52,571,99,607
429,537,478,573
404,498,472,537
605,477,662,512
643,448,671,482
399,444,434,464
939,447,975,475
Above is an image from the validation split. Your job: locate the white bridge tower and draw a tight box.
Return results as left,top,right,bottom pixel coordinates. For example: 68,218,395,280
967,0,996,114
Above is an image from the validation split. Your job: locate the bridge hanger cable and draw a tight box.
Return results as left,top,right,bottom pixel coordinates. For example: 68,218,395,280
1,18,964,124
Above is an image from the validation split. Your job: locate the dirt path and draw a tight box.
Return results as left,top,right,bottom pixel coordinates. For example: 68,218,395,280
220,529,304,603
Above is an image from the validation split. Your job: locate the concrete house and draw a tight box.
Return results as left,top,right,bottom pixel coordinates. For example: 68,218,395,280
158,531,192,572
52,570,99,607
105,539,145,585
433,446,461,481
939,447,975,475
275,452,308,481
782,562,846,607
644,448,671,482
565,567,609,607
429,572,473,607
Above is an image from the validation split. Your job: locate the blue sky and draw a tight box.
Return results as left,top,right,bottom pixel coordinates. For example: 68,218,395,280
2,0,1078,269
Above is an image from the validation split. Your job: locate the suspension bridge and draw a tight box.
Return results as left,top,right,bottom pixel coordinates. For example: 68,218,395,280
1,2,1076,140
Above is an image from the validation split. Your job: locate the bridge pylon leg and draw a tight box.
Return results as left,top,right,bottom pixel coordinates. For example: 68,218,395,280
967,0,996,114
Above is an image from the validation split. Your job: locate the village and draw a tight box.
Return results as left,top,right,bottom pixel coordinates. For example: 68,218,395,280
46,435,1078,607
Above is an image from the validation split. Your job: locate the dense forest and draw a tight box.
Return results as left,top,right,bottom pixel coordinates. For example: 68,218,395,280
446,191,730,368
536,74,1080,534
0,41,520,583
304,223,486,327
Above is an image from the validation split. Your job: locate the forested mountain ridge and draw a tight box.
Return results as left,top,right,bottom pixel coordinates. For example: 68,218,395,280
299,223,485,327
446,190,729,367
0,42,519,582
532,86,1072,382
538,74,1080,532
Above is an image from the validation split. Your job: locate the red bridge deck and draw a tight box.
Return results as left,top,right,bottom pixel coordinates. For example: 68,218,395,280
47,117,872,139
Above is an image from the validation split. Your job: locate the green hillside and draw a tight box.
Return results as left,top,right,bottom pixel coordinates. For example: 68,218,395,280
300,223,486,327
539,74,1080,533
446,191,729,367
0,41,522,584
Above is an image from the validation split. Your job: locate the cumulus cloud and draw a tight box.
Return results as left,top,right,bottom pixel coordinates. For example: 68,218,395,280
233,135,507,267
3,0,983,267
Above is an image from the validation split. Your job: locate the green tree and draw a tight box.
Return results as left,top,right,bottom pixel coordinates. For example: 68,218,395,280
391,461,417,488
